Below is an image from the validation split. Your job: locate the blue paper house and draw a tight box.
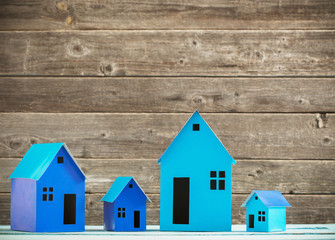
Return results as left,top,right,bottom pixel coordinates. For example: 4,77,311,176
158,111,236,231
241,190,291,232
8,143,86,232
101,177,151,231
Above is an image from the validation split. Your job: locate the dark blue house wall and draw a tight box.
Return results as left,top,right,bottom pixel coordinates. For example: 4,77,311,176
10,178,36,232
113,179,147,231
36,146,85,232
104,202,115,231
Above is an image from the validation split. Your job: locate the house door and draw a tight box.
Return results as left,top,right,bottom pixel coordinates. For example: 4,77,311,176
64,194,76,224
134,211,140,228
173,177,190,224
249,214,254,228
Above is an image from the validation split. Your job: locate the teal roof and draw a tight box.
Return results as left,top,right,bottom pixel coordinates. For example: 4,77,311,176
241,190,291,208
101,176,151,203
9,143,86,180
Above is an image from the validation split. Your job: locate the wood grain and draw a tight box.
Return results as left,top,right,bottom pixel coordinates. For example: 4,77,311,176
1,77,334,113
1,31,334,76
0,193,334,225
0,113,333,160
1,159,334,194
0,0,334,30
85,194,335,224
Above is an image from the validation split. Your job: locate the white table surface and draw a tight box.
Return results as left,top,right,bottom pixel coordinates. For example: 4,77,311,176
1,224,335,240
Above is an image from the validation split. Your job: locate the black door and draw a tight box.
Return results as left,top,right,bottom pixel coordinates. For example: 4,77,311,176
134,211,140,228
173,177,190,224
249,214,254,228
64,194,76,224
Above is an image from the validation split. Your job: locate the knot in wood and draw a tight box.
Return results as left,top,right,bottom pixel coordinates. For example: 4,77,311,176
57,1,68,11
192,95,206,105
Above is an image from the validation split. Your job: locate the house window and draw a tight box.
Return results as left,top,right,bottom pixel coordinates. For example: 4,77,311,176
210,171,225,190
57,157,64,163
258,211,265,221
129,184,133,188
42,187,54,201
193,124,200,131
118,208,126,218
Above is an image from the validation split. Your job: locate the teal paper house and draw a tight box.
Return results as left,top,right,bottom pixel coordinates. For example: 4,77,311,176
241,190,291,232
158,111,236,231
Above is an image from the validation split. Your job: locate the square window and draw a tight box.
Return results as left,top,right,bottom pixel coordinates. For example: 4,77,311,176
118,212,121,218
255,196,258,200
258,211,261,215
49,194,53,201
210,171,216,178
210,180,216,190
262,211,265,215
57,157,64,163
122,212,126,218
219,171,225,178
49,187,53,192
122,208,125,211
43,194,47,201
219,180,225,190
118,208,121,211
262,216,265,221
129,184,133,188
258,216,261,221
193,124,200,131
43,187,47,192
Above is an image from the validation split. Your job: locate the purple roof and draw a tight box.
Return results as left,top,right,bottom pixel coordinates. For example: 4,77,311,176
241,190,291,208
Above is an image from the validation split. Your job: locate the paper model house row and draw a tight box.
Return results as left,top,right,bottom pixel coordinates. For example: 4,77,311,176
9,111,291,232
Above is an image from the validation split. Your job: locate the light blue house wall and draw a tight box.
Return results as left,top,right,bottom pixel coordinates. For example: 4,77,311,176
159,111,236,231
268,207,286,231
245,193,268,231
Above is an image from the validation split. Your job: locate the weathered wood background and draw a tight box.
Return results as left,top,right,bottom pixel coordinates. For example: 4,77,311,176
0,0,334,225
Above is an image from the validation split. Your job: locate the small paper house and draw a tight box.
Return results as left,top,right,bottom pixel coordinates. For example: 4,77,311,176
101,177,151,231
8,143,86,232
241,190,291,232
158,111,236,231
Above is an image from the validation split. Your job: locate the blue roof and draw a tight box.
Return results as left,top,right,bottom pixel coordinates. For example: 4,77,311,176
241,190,291,208
9,143,86,180
101,176,151,203
158,110,236,165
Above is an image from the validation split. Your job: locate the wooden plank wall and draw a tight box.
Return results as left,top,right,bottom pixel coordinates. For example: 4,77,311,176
0,0,334,225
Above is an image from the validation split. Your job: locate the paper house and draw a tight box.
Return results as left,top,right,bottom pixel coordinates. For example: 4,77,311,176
8,143,86,232
158,111,236,231
101,177,151,231
241,190,291,232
